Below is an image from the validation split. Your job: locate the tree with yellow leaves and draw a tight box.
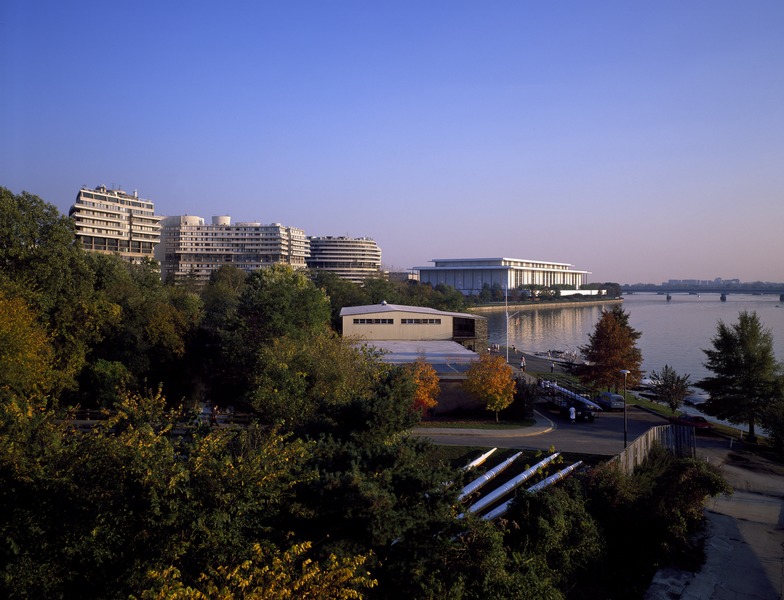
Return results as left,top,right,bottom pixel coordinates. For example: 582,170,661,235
405,356,440,415
139,541,376,600
463,354,516,422
0,290,55,401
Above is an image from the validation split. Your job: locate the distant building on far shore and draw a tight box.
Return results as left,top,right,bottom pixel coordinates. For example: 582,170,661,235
306,236,382,284
414,257,591,296
69,185,160,262
156,215,309,283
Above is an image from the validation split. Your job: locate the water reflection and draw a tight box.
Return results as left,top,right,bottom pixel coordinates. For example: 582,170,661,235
486,294,784,383
488,304,606,359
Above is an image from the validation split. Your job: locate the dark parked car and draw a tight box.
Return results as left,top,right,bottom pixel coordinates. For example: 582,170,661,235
669,413,714,431
595,392,625,411
547,396,597,422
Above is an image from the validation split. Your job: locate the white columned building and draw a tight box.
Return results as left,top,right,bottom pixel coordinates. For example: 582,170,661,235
415,258,591,295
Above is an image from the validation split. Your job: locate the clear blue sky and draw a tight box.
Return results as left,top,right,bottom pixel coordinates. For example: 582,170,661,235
2,1,783,284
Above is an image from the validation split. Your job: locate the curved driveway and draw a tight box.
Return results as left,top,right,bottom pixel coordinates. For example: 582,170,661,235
413,404,671,456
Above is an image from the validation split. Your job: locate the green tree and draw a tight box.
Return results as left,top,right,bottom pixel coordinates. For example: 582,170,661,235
463,354,516,422
697,311,784,442
310,270,370,330
581,449,730,597
0,187,99,394
82,253,203,406
577,306,643,391
361,277,401,305
0,388,319,598
238,265,331,344
190,266,247,407
503,480,602,594
431,283,466,312
248,332,383,432
213,265,331,403
650,365,691,412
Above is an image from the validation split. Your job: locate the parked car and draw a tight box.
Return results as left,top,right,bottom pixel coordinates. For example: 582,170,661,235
668,413,714,431
547,396,597,422
596,392,625,411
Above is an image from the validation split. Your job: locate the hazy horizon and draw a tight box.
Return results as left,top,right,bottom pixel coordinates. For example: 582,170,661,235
3,1,783,285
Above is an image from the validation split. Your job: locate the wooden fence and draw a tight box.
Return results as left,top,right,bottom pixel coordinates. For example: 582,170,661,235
614,424,696,475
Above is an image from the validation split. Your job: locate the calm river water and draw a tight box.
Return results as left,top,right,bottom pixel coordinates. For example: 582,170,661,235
486,293,784,382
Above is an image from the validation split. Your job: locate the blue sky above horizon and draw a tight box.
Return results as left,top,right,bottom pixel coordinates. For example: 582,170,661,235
2,1,783,284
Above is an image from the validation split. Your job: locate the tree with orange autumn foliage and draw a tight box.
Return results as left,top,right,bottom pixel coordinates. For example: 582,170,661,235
576,306,643,391
405,356,440,414
463,354,516,422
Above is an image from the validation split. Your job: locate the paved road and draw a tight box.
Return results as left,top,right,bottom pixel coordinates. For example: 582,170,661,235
415,403,668,455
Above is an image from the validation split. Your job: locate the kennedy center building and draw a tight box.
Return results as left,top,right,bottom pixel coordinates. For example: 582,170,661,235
416,258,590,295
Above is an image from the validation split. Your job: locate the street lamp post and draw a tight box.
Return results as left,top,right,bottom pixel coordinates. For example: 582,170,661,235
504,286,520,364
506,310,520,365
620,369,630,448
505,286,509,363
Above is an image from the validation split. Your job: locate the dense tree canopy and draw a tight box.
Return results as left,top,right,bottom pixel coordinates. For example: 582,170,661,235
0,187,100,393
0,290,56,401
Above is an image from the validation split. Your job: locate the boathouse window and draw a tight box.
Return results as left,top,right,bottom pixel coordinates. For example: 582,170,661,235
353,318,394,324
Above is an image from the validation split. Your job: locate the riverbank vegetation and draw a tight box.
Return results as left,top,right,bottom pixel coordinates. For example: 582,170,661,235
1,188,730,598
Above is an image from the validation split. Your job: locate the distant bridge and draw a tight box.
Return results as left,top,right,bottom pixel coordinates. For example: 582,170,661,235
623,286,784,297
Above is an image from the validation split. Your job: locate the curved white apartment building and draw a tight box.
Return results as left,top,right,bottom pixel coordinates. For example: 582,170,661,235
157,215,309,283
306,236,382,284
69,185,160,262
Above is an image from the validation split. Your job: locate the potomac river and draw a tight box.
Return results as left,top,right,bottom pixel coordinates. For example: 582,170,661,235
485,293,784,383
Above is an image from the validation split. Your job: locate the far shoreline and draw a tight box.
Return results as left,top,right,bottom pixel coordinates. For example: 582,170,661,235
468,298,623,313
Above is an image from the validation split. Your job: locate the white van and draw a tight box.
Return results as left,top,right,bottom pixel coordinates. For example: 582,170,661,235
596,392,625,411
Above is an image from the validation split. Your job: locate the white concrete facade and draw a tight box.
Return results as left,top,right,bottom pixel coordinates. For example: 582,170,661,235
69,185,160,262
157,215,309,282
415,257,590,295
306,236,382,284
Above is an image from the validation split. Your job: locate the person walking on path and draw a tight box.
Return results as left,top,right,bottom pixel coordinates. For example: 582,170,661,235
569,405,576,423
520,356,526,372
550,362,555,373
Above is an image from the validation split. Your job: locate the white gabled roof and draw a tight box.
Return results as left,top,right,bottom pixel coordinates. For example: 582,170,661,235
339,302,485,321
